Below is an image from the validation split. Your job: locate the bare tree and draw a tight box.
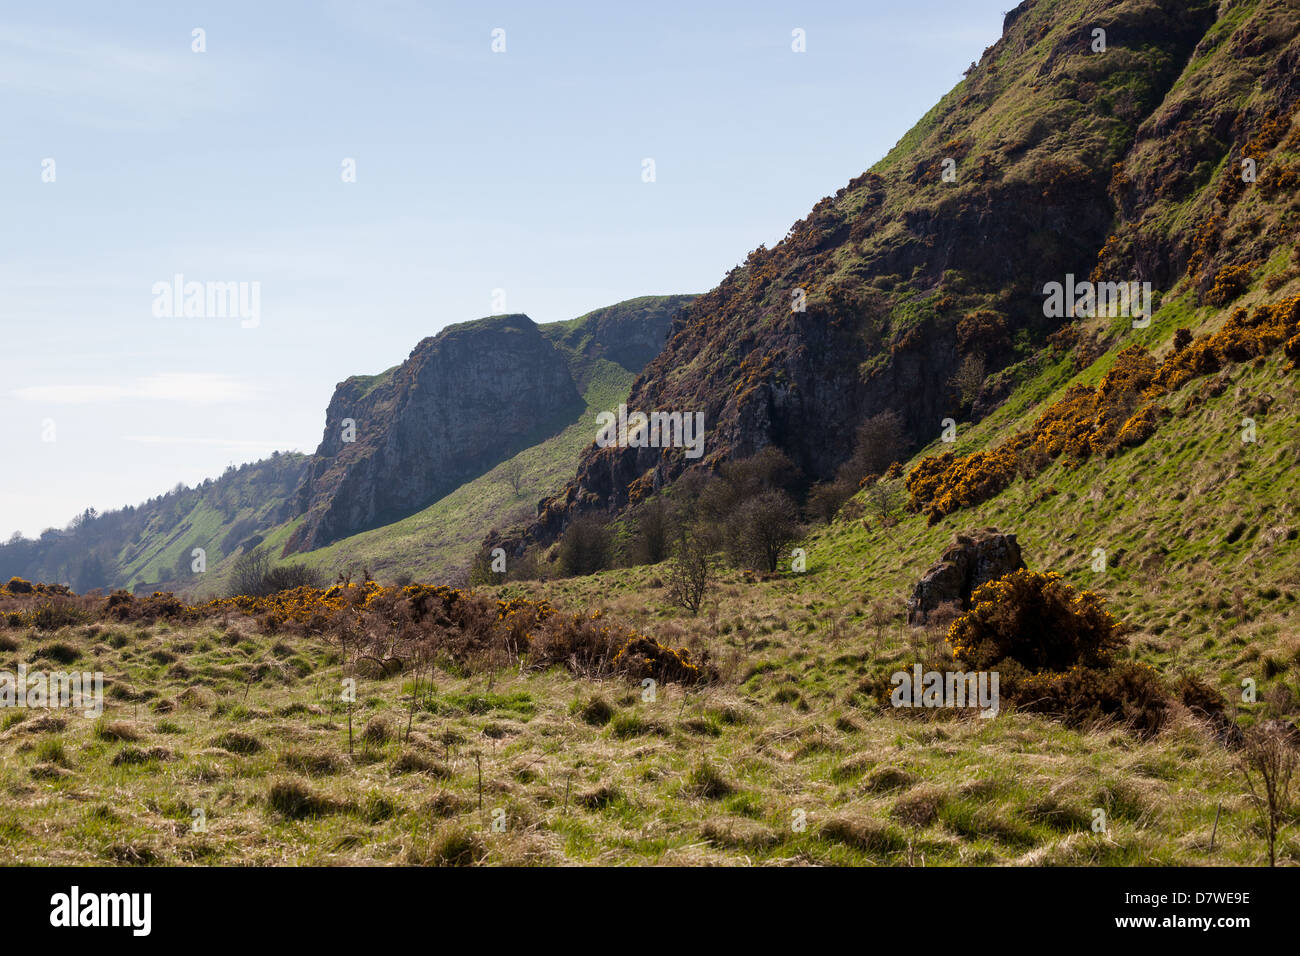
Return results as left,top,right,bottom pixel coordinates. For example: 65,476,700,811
838,409,908,484
499,460,525,496
806,479,855,525
666,530,712,614
1238,723,1297,866
727,489,800,572
228,546,272,597
631,496,676,565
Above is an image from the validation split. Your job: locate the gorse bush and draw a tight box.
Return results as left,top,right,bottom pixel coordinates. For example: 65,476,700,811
946,570,1175,737
1011,661,1170,738
22,599,91,631
947,569,1125,672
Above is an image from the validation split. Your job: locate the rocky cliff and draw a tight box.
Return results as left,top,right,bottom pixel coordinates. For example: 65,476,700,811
285,297,694,554
526,0,1300,543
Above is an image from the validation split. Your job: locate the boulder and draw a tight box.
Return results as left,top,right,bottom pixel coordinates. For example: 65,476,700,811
907,529,1025,627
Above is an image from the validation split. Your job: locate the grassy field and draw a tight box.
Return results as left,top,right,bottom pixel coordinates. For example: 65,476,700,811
0,607,1276,866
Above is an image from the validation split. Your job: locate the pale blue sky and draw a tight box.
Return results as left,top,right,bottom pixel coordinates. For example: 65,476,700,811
1,0,1009,538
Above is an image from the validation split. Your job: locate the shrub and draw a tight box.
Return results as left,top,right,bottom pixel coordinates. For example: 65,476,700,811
907,294,1300,520
26,601,90,631
1206,263,1254,306
1238,723,1297,867
611,636,712,684
1011,661,1170,737
947,570,1126,672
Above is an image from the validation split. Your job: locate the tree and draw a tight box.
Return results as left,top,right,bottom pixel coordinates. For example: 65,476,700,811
228,546,321,597
727,489,800,572
468,549,506,587
806,479,855,525
665,530,712,614
499,460,525,496
950,353,986,410
630,496,676,565
558,515,613,577
261,562,323,593
867,479,902,538
838,410,907,484
229,546,272,597
699,447,800,523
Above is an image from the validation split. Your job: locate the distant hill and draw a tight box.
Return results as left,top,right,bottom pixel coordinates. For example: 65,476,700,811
0,295,695,593
0,453,308,593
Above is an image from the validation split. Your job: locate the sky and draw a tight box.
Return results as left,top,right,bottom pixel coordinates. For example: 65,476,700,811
0,0,1011,540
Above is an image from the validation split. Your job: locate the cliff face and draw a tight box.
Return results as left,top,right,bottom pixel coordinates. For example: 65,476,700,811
285,314,584,553
526,0,1300,542
285,297,696,554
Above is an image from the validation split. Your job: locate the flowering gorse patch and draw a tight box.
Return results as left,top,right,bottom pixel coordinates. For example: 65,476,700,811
907,293,1300,521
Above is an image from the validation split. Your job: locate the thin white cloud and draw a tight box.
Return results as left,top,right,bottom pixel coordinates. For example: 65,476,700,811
13,373,261,405
0,24,252,129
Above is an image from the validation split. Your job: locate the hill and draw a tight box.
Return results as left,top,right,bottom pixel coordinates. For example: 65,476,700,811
526,0,1298,543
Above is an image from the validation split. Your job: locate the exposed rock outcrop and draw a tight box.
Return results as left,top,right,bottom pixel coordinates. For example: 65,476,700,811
285,297,695,555
907,529,1026,626
285,314,584,554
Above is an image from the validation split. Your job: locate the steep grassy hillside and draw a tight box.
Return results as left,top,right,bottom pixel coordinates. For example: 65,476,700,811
530,0,1297,544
